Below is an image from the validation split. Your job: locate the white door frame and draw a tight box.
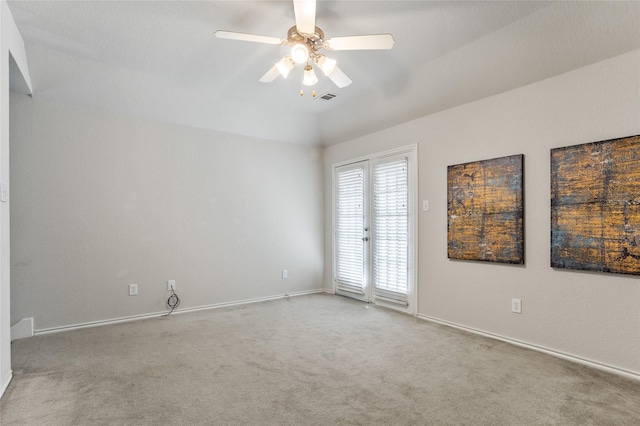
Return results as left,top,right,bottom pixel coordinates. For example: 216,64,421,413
332,145,418,315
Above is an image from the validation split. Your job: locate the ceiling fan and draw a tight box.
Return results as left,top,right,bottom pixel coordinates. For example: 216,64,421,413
215,0,394,95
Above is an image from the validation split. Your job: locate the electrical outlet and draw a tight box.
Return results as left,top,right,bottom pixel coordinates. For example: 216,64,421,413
282,269,288,279
129,284,138,296
512,298,522,314
168,280,176,291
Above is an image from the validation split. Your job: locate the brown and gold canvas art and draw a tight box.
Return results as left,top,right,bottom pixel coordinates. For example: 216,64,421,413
447,154,524,264
551,135,640,275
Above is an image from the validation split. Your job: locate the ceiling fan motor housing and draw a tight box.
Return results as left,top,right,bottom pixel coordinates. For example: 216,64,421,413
287,25,325,56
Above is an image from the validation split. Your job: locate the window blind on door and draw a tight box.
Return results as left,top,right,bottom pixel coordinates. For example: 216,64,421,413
372,158,409,304
335,168,366,295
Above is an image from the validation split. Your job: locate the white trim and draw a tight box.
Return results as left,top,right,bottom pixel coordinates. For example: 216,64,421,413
418,314,640,382
332,144,418,169
35,289,324,336
331,163,337,295
0,371,12,399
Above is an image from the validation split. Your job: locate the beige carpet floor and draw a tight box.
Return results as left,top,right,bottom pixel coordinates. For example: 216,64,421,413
2,293,639,425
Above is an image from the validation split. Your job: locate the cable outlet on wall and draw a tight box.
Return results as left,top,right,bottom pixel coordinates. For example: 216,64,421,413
512,298,522,314
168,280,176,291
282,269,288,279
129,284,138,296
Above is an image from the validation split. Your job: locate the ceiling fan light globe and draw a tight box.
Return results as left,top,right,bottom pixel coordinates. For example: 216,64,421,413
291,43,309,64
276,56,295,78
303,65,318,86
317,55,337,76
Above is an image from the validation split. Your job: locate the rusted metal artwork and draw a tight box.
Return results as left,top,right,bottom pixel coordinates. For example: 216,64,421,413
551,135,640,275
448,154,524,264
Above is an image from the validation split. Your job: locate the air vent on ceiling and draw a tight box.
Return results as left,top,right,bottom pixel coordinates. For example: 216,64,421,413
316,92,337,101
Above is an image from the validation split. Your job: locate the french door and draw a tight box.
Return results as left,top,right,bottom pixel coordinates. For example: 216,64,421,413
334,149,416,313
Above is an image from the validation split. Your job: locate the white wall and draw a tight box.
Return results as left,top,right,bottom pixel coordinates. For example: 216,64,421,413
0,0,8,397
10,95,324,331
324,50,640,376
1,0,31,398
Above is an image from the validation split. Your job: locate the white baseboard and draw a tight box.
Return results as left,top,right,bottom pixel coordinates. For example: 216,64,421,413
0,371,12,400
11,317,34,341
417,314,640,382
35,289,324,336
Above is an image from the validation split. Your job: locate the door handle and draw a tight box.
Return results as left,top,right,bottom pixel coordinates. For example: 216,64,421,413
362,237,369,242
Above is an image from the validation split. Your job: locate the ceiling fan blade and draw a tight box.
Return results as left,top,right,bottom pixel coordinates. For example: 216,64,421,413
259,64,281,83
293,0,316,35
327,66,352,88
324,34,395,51
215,30,285,45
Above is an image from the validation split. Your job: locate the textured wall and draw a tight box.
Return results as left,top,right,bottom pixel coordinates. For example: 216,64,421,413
324,50,640,375
10,95,324,330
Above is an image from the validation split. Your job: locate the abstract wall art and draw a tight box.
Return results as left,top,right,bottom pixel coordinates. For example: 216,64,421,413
551,135,640,275
447,154,524,264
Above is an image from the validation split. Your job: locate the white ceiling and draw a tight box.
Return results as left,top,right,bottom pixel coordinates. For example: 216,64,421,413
7,1,640,146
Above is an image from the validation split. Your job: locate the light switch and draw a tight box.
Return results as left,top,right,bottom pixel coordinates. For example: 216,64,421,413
0,182,8,203
422,200,429,212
